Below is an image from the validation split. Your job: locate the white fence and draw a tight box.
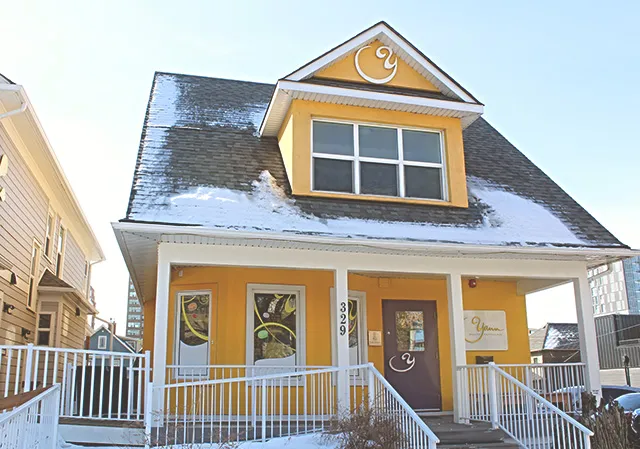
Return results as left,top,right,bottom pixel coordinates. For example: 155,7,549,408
152,363,438,449
458,363,592,449
0,344,150,421
0,384,60,449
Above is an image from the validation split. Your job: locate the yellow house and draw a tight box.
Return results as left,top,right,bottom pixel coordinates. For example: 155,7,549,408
114,22,635,442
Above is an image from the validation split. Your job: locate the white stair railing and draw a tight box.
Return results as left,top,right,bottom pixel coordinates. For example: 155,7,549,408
150,363,439,449
0,384,60,449
459,363,592,449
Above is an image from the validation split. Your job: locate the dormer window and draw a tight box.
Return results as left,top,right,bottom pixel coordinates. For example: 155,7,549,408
311,120,446,201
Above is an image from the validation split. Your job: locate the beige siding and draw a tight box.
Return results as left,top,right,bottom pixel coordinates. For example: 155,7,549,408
61,233,87,294
60,303,86,349
0,281,36,345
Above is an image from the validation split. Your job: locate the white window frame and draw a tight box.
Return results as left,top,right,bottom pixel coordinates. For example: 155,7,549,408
55,224,66,278
173,289,212,374
245,284,306,367
97,335,107,350
330,289,368,382
310,118,448,201
36,312,53,346
27,240,42,311
44,212,54,260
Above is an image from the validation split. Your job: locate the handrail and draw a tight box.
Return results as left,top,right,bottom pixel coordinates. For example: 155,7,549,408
162,363,371,389
490,363,593,436
367,364,440,444
0,385,60,424
0,344,146,358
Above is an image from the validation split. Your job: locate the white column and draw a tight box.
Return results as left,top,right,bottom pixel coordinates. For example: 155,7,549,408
574,274,602,399
447,272,468,423
334,267,350,410
151,248,171,418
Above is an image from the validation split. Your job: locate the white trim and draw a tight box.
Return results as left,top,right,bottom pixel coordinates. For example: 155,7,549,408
27,239,42,311
259,80,483,137
55,224,66,278
284,22,477,104
330,289,368,375
245,283,306,367
174,289,212,370
311,119,447,201
447,273,467,423
574,274,602,399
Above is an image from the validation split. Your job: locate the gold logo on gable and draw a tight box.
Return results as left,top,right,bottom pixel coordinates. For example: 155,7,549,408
354,45,398,84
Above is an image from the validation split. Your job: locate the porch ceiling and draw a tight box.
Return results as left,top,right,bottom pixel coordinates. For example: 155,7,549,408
112,222,637,304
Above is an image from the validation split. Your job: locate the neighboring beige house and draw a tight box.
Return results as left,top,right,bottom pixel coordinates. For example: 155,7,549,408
0,73,104,349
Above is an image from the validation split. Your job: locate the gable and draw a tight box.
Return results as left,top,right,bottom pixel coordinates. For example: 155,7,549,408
314,40,440,92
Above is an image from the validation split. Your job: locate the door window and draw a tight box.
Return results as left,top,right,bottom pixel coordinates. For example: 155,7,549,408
175,291,210,376
395,311,425,351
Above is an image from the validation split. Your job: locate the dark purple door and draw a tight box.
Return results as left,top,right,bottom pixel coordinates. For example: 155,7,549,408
382,300,441,411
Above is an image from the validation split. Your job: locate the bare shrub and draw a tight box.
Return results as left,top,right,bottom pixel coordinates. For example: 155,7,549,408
325,405,407,449
578,393,639,449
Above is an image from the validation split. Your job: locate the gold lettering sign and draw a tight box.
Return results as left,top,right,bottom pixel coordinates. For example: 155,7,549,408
464,310,508,351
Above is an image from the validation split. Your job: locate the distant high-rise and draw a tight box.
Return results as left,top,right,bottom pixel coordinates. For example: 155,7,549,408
125,279,143,338
589,256,640,317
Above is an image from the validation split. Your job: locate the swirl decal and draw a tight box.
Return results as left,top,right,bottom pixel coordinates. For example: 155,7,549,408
388,352,416,373
354,45,398,84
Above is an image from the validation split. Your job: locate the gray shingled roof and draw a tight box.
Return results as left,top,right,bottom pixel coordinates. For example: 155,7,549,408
530,323,580,352
124,72,624,249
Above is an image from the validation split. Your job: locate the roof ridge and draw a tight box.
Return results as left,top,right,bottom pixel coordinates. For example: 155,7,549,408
154,71,275,87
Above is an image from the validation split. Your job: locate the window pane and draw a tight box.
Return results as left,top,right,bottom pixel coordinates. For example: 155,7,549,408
37,331,50,346
38,314,51,329
405,166,443,200
313,159,353,193
403,130,441,163
360,162,398,196
313,122,354,155
254,292,297,365
348,299,359,365
359,126,398,159
179,294,209,346
396,311,425,352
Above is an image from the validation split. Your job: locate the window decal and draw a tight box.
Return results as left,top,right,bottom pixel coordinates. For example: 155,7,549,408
180,294,209,346
253,293,297,366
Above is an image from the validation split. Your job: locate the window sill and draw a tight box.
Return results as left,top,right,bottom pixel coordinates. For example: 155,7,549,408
297,190,468,208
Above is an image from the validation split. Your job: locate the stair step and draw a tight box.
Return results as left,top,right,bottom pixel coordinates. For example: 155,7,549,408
438,442,520,449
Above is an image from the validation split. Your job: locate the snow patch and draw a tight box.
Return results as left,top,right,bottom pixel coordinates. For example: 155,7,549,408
132,171,585,247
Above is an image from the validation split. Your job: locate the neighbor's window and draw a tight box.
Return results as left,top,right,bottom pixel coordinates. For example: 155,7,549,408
312,120,446,200
247,285,305,368
36,313,53,346
97,335,107,350
55,226,65,277
28,242,42,309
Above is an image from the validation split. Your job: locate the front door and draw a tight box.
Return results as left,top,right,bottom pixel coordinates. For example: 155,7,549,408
382,300,441,411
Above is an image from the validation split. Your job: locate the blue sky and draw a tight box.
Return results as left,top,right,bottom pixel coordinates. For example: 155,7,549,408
3,0,639,328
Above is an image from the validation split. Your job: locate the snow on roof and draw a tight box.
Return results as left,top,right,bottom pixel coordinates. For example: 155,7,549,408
132,170,585,247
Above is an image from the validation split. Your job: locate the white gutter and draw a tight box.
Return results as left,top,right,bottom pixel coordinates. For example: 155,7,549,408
112,221,640,262
0,84,27,121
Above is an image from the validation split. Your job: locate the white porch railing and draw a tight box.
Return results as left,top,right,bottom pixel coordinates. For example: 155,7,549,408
0,384,60,449
165,365,330,384
151,363,438,449
0,344,151,421
458,363,592,449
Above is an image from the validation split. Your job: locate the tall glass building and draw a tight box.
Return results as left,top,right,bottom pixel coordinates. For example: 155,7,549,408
125,278,143,338
589,256,640,316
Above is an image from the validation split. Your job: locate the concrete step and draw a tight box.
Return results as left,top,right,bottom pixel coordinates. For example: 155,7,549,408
438,442,520,449
423,417,520,448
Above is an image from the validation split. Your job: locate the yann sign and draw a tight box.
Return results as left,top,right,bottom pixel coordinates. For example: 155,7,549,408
464,310,508,351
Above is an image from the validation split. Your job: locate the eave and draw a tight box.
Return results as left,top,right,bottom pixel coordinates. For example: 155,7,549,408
259,80,484,137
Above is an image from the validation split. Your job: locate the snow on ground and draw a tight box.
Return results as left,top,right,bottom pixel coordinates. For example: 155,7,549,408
59,434,337,449
133,170,585,247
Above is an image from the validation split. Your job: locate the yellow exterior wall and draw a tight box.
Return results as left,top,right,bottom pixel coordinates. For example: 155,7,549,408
276,99,469,208
143,268,529,411
315,40,440,92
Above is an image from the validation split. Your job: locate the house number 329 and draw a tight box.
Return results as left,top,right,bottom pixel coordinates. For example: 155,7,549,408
339,301,347,336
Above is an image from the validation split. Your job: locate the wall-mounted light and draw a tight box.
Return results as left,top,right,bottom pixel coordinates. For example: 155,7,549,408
9,272,17,285
21,328,31,339
75,307,81,317
2,303,15,315
0,154,8,177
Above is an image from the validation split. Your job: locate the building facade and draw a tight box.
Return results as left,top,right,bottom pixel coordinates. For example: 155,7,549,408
0,75,104,349
125,278,143,338
113,22,636,422
589,256,640,317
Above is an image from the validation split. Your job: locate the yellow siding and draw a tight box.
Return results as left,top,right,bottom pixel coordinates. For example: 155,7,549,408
276,99,469,208
315,40,440,92
144,267,530,412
